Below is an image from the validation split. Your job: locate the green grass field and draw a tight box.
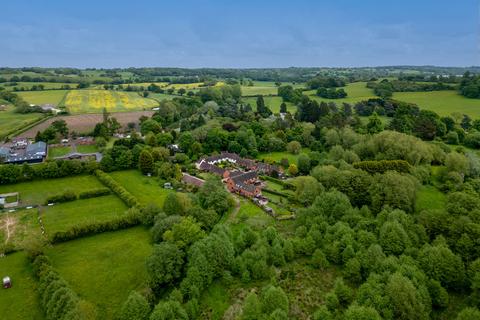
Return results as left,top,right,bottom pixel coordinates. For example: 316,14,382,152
108,170,173,207
4,83,73,91
243,96,296,113
0,209,42,250
0,105,44,139
42,195,127,234
46,227,152,320
416,185,446,212
0,175,104,206
257,149,310,165
148,93,178,102
47,146,72,159
64,90,158,113
76,144,98,153
0,252,45,320
17,90,68,106
308,81,376,105
393,90,480,118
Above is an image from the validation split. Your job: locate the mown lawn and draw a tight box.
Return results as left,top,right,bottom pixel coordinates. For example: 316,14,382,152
108,170,173,207
76,144,98,153
393,90,480,118
0,252,45,320
257,149,310,165
47,146,72,159
46,227,152,320
42,195,127,234
0,175,104,206
416,185,446,212
17,90,68,106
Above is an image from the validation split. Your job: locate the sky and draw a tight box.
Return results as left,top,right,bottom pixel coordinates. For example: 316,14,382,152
0,0,478,68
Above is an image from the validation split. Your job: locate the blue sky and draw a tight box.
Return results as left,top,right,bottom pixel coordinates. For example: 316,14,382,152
0,0,478,68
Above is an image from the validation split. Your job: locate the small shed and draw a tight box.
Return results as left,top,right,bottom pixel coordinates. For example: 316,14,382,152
3,276,11,289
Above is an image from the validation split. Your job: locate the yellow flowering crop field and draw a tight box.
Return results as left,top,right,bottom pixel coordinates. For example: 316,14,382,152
64,90,158,113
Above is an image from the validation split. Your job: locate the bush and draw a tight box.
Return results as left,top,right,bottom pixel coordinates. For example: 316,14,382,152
78,188,111,199
44,190,77,205
32,254,88,320
94,170,140,207
50,208,142,243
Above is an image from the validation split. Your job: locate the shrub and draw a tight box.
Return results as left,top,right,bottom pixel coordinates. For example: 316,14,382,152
94,170,140,207
50,208,142,243
78,188,111,199
44,190,77,205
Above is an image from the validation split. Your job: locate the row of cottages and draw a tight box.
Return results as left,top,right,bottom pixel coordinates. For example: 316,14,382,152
197,152,280,175
225,171,261,197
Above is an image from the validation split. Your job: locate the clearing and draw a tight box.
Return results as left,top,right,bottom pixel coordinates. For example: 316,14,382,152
46,227,152,320
0,105,45,139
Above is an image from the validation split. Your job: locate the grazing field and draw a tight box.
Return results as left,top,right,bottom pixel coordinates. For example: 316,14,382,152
241,81,302,97
0,105,44,139
47,146,72,158
393,90,480,118
64,90,158,113
243,96,296,113
148,93,178,102
15,111,154,139
108,170,173,207
0,175,104,206
0,209,42,250
308,81,376,105
46,227,152,320
4,82,73,91
42,195,127,234
0,252,45,320
17,90,68,106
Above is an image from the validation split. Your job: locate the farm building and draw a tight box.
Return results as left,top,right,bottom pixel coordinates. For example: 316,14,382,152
0,141,47,164
197,152,267,198
182,173,205,187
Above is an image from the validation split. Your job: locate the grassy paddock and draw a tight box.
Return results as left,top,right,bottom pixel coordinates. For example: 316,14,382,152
0,175,104,206
108,170,173,207
0,209,42,250
243,96,295,113
393,90,480,118
0,105,44,139
17,90,69,106
46,227,152,320
308,81,376,105
0,252,45,320
42,195,127,234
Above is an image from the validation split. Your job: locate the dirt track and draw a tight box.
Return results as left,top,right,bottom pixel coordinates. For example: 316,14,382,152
15,111,155,139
